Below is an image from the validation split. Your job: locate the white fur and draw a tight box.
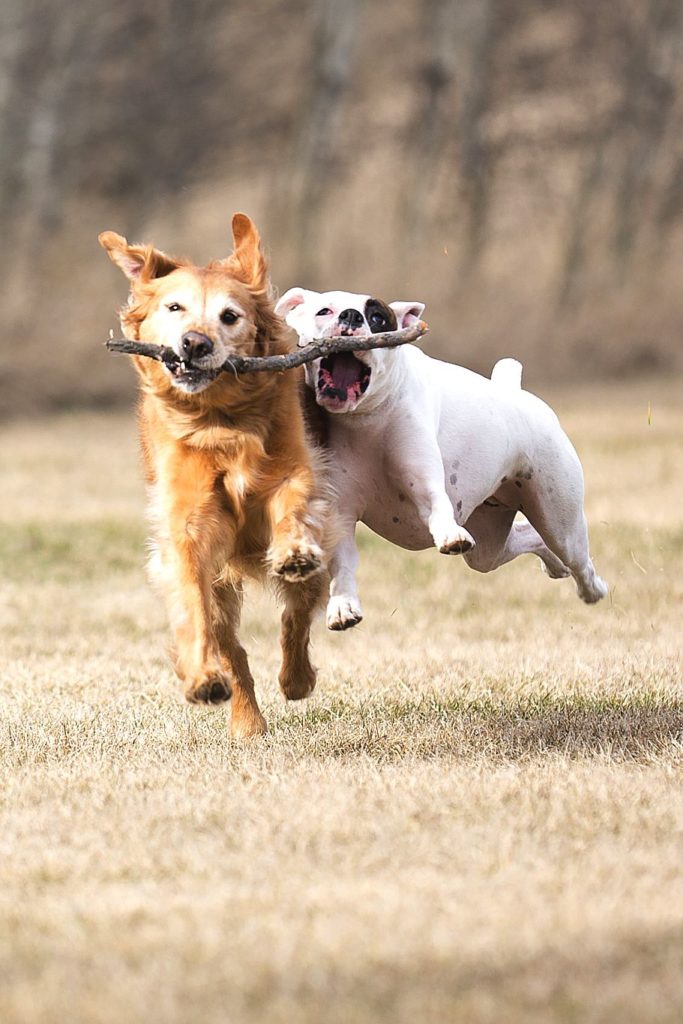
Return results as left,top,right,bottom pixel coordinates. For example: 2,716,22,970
276,288,608,630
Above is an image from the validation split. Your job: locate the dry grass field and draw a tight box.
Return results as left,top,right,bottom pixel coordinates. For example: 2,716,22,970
1,377,682,1024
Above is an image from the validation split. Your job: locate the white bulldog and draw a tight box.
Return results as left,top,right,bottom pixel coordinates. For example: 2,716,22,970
275,287,608,630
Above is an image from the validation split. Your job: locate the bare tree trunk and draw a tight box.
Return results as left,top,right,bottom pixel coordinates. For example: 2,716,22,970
556,139,611,308
0,1,39,241
0,0,23,124
287,0,358,276
654,152,683,251
403,0,459,241
457,0,498,276
611,0,683,281
0,2,96,311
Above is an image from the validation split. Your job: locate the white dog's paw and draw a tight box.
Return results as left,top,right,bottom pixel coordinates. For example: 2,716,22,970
577,573,609,604
326,595,363,631
540,553,571,579
436,525,475,556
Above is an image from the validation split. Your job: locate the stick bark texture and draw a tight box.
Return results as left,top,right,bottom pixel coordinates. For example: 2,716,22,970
105,323,428,375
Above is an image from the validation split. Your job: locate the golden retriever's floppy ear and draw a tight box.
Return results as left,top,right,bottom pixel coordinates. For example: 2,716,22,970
98,231,180,282
228,213,268,291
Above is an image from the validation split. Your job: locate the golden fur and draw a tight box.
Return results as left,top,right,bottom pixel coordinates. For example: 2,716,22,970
99,214,335,738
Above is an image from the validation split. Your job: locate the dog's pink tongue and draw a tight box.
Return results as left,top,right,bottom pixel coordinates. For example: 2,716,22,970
331,352,362,390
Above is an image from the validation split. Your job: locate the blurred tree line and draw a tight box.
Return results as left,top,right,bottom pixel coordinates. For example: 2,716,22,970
1,0,682,415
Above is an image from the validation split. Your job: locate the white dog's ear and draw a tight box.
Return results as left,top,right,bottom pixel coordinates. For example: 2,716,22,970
274,287,311,321
389,301,426,329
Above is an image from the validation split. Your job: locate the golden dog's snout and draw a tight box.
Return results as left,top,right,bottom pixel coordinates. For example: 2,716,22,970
181,331,214,361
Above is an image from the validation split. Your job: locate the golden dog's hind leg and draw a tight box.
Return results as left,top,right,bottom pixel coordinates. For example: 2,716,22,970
278,573,325,701
267,469,325,583
213,580,267,738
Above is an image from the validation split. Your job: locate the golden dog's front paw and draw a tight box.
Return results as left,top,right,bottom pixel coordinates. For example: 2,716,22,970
230,705,268,739
279,662,317,701
271,542,324,582
184,674,232,705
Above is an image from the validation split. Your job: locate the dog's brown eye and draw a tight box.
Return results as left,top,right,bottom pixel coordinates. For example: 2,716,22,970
167,302,184,313
316,307,333,316
370,313,386,326
220,309,239,325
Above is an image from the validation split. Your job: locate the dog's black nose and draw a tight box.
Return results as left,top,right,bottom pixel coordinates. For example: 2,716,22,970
338,308,365,329
180,331,214,361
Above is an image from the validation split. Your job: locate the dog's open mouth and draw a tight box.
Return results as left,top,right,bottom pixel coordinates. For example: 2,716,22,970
165,359,221,394
317,352,371,411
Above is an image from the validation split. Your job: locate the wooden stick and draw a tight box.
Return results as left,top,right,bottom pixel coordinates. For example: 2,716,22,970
105,322,428,375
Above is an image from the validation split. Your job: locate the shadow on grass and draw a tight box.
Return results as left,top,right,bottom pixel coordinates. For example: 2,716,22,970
1,693,681,769
278,693,683,763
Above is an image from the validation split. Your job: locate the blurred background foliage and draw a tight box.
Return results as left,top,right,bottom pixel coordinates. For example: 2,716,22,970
1,0,682,415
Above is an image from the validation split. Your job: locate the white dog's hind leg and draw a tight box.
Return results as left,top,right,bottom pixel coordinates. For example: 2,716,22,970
545,526,608,603
573,561,609,603
523,502,608,604
511,521,570,578
327,528,364,630
464,507,569,576
549,513,608,604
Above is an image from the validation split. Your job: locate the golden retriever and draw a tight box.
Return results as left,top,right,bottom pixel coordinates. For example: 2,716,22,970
99,214,335,738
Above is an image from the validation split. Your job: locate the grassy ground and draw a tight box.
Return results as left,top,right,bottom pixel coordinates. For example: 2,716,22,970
1,378,682,1024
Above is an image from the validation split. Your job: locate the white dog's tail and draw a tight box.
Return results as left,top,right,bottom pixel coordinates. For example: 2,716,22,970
491,357,523,389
